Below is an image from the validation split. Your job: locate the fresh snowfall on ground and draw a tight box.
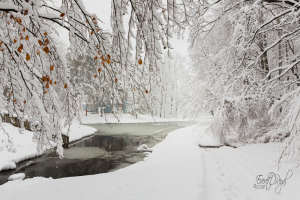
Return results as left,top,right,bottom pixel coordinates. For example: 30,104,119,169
0,116,299,200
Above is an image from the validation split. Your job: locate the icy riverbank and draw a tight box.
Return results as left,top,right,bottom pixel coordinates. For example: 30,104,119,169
0,123,97,172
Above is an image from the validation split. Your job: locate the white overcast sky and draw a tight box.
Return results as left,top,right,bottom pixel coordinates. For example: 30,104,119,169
60,0,189,56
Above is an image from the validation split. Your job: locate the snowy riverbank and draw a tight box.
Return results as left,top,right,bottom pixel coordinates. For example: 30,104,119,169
1,117,299,199
80,113,190,124
0,123,97,172
0,113,189,173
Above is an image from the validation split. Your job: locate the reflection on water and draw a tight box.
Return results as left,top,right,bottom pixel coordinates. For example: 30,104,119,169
0,121,196,185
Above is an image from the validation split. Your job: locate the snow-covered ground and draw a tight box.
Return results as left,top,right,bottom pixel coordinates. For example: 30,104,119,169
1,116,299,199
80,112,188,124
0,123,97,172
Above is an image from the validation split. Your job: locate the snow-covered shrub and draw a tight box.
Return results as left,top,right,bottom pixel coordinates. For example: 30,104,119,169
209,98,275,144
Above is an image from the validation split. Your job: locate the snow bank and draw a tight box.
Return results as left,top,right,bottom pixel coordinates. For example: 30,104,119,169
80,113,188,124
62,123,97,142
8,173,25,181
0,124,204,200
0,123,43,172
0,123,97,172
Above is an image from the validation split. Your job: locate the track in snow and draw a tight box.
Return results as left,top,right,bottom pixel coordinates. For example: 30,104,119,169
200,146,278,200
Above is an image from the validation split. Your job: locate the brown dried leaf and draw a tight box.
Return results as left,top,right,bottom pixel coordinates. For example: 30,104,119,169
44,38,49,46
138,58,143,65
26,53,30,61
43,46,49,54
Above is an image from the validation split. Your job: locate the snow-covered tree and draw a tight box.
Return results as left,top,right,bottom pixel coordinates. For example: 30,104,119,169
187,0,300,166
0,0,201,157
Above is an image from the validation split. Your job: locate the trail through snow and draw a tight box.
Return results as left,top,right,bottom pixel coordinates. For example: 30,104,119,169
193,120,300,200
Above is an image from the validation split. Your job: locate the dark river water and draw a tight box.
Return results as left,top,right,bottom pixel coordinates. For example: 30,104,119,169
0,121,196,185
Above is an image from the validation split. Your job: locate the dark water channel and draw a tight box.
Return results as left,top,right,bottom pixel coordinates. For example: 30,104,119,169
0,121,195,185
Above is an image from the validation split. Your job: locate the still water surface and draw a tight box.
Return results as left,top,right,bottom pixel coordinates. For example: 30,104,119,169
0,121,195,185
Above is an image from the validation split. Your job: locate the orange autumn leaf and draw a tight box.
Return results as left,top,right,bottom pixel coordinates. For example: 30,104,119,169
97,67,102,72
25,35,29,40
115,78,118,82
94,75,97,78
14,39,17,43
54,81,57,85
17,44,23,53
20,34,23,40
38,40,43,46
49,79,53,85
50,64,54,71
45,75,50,82
60,13,65,17
107,54,111,59
36,49,40,55
26,53,30,61
0,41,3,45
64,83,67,89
41,77,46,82
91,30,94,35
23,100,26,104
13,99,17,104
145,90,148,93
94,56,98,60
17,46,22,53
44,38,49,46
43,32,47,36
43,46,49,54
45,82,50,88
22,26,26,32
138,58,143,65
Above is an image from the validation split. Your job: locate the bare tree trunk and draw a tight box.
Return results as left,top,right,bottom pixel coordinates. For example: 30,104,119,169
160,88,164,118
164,93,166,118
278,29,283,80
86,102,88,116
171,84,174,117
